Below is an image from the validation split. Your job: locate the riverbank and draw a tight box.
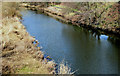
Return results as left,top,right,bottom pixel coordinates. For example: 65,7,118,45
1,17,56,74
21,2,120,37
20,8,120,74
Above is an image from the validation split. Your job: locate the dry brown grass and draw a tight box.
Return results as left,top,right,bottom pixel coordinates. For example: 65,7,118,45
2,17,55,74
2,3,76,74
2,2,22,18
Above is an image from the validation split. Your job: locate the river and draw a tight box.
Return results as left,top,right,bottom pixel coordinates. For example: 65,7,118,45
21,9,119,74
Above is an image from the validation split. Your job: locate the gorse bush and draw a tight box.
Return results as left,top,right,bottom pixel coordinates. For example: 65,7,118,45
2,2,21,18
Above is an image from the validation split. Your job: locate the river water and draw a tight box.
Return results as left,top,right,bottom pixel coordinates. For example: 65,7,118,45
21,9,119,74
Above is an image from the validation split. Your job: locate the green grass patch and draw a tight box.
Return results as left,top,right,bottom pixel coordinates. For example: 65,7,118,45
52,5,65,8
72,9,78,12
68,12,75,16
17,66,33,73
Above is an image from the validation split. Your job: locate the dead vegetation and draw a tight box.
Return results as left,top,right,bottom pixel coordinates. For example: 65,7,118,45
1,2,55,74
58,60,75,74
2,2,22,18
2,17,56,74
1,17,74,74
1,2,75,74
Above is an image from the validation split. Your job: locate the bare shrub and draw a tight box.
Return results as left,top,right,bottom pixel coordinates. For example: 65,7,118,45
57,60,75,74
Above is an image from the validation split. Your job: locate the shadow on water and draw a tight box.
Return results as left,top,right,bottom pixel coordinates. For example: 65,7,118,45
73,26,120,74
62,25,119,74
20,9,120,74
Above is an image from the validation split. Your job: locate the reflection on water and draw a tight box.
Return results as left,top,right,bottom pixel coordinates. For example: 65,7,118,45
100,35,108,40
21,9,119,74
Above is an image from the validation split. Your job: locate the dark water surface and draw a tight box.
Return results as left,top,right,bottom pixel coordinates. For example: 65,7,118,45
21,9,119,74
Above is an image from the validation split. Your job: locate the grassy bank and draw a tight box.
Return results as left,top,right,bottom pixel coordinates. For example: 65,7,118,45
59,2,119,29
2,2,22,18
2,2,73,74
21,2,120,37
2,2,56,74
2,16,56,74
